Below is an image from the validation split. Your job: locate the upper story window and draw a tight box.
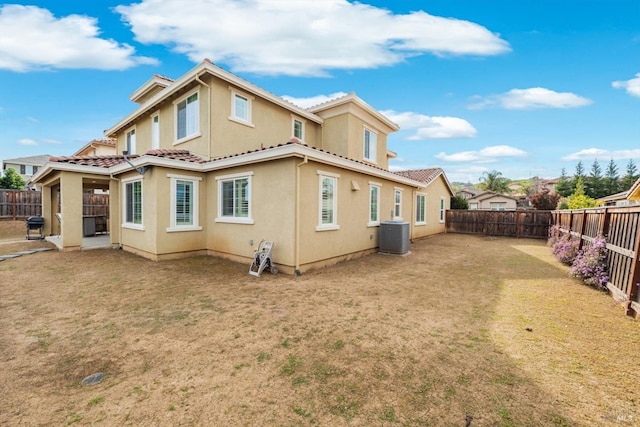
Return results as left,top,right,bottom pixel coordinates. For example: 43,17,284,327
369,183,380,226
126,128,136,154
416,193,426,224
20,165,26,174
364,128,377,163
151,113,160,149
394,188,402,220
490,202,506,211
316,171,340,231
215,172,254,224
32,166,38,174
123,177,143,230
230,89,254,126
175,91,199,142
293,118,304,140
167,174,202,232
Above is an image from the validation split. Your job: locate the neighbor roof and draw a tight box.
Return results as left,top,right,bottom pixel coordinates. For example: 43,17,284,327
3,154,51,167
72,138,116,156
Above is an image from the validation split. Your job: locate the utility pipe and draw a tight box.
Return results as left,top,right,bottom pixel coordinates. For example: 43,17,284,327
195,74,212,160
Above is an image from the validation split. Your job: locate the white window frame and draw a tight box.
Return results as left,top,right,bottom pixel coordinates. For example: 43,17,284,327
229,88,254,127
215,172,254,224
440,197,446,223
416,193,426,225
125,127,136,155
316,171,340,231
122,176,143,230
174,90,200,144
292,117,304,141
490,202,506,211
151,112,160,149
469,202,478,210
363,127,377,163
368,182,381,227
166,173,202,232
393,188,403,220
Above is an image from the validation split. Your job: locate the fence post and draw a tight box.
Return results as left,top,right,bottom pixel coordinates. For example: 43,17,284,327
482,211,488,236
578,210,587,249
515,212,521,238
626,225,640,317
11,191,16,220
601,208,610,240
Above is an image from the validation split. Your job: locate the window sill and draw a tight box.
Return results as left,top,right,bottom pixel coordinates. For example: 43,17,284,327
228,116,255,128
367,222,380,227
215,217,255,225
166,225,203,233
315,224,340,231
122,223,144,231
174,132,201,146
415,221,426,226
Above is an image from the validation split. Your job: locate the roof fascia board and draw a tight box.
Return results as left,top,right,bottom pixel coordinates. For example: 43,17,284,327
106,61,322,137
309,93,399,131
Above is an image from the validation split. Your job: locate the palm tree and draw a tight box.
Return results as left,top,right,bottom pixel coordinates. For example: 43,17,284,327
478,170,510,194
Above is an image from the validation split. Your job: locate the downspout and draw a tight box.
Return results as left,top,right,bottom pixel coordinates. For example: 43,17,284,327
195,74,212,160
295,155,308,275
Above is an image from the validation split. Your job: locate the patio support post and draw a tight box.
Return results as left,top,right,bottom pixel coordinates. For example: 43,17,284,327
60,173,83,250
41,185,52,236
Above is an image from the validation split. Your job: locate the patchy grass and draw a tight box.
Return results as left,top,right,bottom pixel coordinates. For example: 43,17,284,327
0,233,638,426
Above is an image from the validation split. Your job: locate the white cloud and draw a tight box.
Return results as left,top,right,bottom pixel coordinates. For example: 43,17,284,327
0,5,157,72
436,145,528,162
18,138,38,146
282,92,348,109
468,87,593,110
562,148,640,161
612,73,640,98
26,116,38,123
42,138,63,145
381,110,476,139
116,0,510,76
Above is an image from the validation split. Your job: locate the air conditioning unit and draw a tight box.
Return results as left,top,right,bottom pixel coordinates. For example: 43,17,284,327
379,221,410,255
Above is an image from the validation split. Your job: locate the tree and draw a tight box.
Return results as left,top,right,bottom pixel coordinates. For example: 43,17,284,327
571,161,586,194
450,195,469,210
585,159,606,199
603,159,620,196
567,177,597,209
0,168,26,190
555,168,573,197
530,189,561,210
620,159,639,191
477,170,510,194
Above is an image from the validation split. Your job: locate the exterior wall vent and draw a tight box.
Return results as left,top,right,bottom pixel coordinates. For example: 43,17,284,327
379,220,410,255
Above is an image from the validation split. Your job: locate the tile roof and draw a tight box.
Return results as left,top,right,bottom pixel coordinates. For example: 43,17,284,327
145,149,207,163
393,168,443,185
49,154,132,168
90,138,116,146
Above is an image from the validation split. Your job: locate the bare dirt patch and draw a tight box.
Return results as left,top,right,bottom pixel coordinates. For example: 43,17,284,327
0,234,637,426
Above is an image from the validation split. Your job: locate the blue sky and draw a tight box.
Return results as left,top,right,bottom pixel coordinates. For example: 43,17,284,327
1,0,638,184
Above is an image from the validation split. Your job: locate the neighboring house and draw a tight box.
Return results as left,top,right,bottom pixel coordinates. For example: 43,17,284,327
32,59,452,274
539,178,559,194
2,155,51,187
597,177,640,207
467,191,518,211
73,138,117,157
455,187,481,200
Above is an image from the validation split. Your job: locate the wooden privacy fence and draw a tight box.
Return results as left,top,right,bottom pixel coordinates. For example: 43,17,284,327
0,190,109,221
0,190,41,219
553,206,640,316
446,210,552,239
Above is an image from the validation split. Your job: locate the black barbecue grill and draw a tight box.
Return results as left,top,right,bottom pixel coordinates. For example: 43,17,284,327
26,216,44,240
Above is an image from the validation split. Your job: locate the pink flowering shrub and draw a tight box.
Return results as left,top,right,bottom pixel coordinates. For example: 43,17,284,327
570,236,609,290
551,232,580,265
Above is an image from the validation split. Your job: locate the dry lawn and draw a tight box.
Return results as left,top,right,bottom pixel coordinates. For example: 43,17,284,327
0,220,638,426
